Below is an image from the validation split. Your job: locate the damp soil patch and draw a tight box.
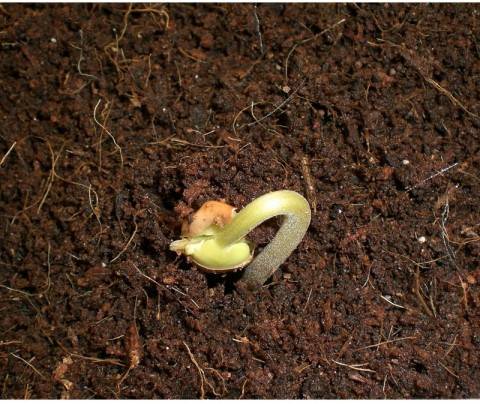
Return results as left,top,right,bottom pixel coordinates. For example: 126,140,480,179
1,4,479,398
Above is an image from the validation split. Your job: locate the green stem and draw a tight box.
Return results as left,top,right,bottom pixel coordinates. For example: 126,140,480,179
216,190,311,288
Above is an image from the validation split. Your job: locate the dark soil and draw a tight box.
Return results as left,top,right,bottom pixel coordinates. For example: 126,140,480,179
1,3,480,399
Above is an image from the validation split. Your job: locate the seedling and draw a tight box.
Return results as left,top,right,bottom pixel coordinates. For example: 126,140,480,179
170,190,311,289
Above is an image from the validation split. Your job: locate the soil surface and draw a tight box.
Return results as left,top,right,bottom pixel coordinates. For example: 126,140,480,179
1,4,480,399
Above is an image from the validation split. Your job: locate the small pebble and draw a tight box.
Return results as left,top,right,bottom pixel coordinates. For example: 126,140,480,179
417,236,426,243
402,159,410,165
50,37,57,43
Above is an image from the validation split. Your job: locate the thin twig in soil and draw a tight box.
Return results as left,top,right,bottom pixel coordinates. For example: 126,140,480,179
405,162,459,192
457,165,480,184
132,263,163,288
246,79,305,128
94,99,112,171
429,277,437,318
0,141,16,167
2,374,8,398
115,4,133,46
284,18,346,81
442,334,458,359
70,353,125,367
438,361,459,378
88,183,102,235
252,356,266,364
369,39,479,120
248,101,283,137
232,101,264,137
237,56,263,81
23,384,32,400
382,374,388,398
239,378,248,399
0,340,22,346
103,24,124,78
433,195,458,315
303,287,313,312
449,234,480,246
294,363,312,374
59,73,90,95
183,342,220,399
353,336,417,352
335,334,354,360
0,4,10,15
414,269,434,317
458,274,469,312
93,99,123,167
424,77,479,120
10,353,46,379
130,6,169,30
93,99,124,166
0,285,40,314
148,130,176,146
110,215,138,263
380,295,405,309
188,128,216,143
169,138,224,149
178,47,207,63
37,141,64,213
174,60,183,87
221,142,251,167
252,4,264,55
0,284,35,297
37,140,102,226
362,263,372,288
55,340,125,367
117,304,141,392
11,139,102,237
39,242,52,297
332,359,375,373
132,263,200,310
70,30,98,81
108,335,125,342
439,197,459,272
232,336,251,344
382,248,449,269
144,53,152,89
301,155,317,214
205,367,228,395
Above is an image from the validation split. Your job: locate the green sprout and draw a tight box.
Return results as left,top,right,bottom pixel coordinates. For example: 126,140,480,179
170,190,311,289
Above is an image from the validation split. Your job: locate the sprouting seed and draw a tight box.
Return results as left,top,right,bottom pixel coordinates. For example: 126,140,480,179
170,190,311,289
